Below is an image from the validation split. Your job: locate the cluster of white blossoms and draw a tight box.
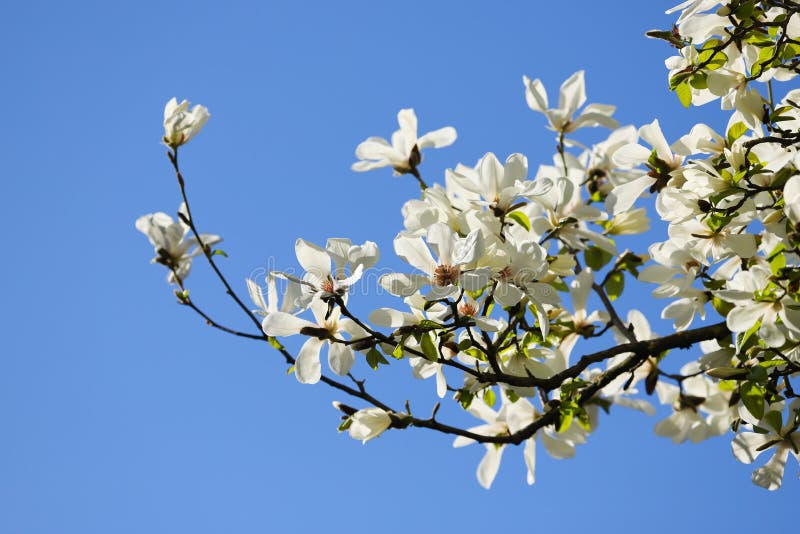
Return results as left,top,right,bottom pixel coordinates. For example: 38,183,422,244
139,1,800,491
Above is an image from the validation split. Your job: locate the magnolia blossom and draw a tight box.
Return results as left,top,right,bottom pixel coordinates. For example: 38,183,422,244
351,109,456,174
607,119,686,215
262,298,365,384
163,98,210,148
654,363,732,444
523,71,619,137
447,152,552,213
347,408,393,444
136,203,221,284
273,238,379,310
732,400,800,490
715,265,800,346
379,223,489,299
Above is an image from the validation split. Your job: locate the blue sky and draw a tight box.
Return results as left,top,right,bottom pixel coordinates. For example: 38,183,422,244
2,1,796,532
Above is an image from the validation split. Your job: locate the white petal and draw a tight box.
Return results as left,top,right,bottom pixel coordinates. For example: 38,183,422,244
524,438,537,485
639,119,672,163
262,312,315,337
378,273,430,297
523,75,548,112
328,343,355,376
541,432,575,459
417,127,457,149
394,234,437,274
477,445,504,489
558,71,586,116
726,303,767,333
295,239,331,281
295,337,324,384
731,432,771,465
368,308,418,328
605,175,657,215
752,447,789,491
612,143,652,167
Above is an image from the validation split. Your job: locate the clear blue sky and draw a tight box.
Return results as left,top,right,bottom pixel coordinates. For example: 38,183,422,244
2,1,795,532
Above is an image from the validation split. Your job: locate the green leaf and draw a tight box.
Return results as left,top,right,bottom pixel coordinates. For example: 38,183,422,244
420,333,439,362
457,338,473,352
676,81,692,108
689,72,708,90
557,410,574,433
700,51,727,70
212,249,228,258
392,342,405,359
747,364,768,384
505,389,520,403
585,246,613,271
726,122,748,144
417,319,444,331
483,388,496,408
457,390,474,410
769,251,786,276
507,211,531,232
740,381,765,420
286,365,295,375
669,70,693,90
576,408,591,431
337,417,353,432
763,410,783,434
738,319,761,353
366,347,389,370
605,271,625,301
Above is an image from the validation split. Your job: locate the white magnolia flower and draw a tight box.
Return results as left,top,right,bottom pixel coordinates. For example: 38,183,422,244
347,408,393,444
447,152,552,213
654,363,732,444
523,71,619,136
246,272,303,318
483,236,558,336
136,203,221,284
607,119,686,215
262,298,363,384
732,400,800,491
351,108,456,174
274,238,378,310
715,264,800,346
379,223,489,299
163,98,210,148
579,125,644,196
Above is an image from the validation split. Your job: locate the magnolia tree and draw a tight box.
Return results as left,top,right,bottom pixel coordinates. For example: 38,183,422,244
138,0,800,491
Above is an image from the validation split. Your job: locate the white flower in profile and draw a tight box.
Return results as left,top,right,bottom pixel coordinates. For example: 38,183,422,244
523,70,619,136
135,203,221,284
261,298,362,384
732,400,800,491
246,272,303,317
347,408,393,444
163,98,210,148
607,119,686,215
351,108,457,174
653,363,732,444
